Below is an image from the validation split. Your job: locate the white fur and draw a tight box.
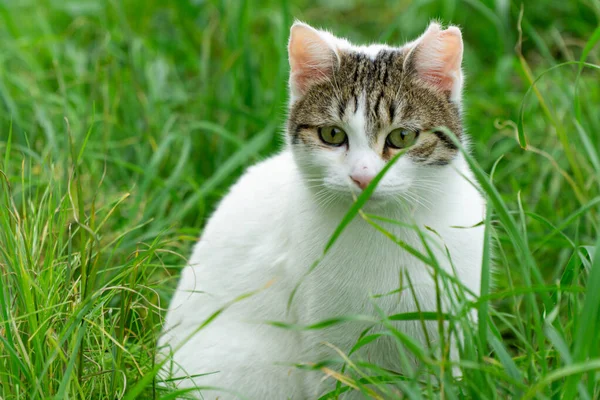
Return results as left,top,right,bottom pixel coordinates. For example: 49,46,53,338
159,23,484,400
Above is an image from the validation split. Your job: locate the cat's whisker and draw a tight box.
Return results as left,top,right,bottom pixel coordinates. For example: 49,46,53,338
302,180,326,186
314,190,343,210
305,186,328,192
313,187,340,203
414,183,446,194
413,181,444,189
412,184,445,195
320,196,339,210
399,191,433,211
410,190,435,206
303,179,326,183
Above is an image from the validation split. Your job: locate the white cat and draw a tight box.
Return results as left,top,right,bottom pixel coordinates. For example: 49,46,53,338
159,21,485,399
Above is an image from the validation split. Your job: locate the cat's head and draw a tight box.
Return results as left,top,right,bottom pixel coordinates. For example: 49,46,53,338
286,22,464,206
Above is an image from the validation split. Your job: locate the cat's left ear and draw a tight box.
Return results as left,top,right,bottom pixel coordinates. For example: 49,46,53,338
405,23,464,102
288,22,339,100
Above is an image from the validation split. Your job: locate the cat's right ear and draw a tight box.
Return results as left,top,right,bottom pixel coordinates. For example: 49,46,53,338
288,22,339,100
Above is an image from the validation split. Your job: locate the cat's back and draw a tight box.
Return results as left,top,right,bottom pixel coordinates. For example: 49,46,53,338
203,149,297,237
159,150,308,397
160,149,300,339
166,149,299,312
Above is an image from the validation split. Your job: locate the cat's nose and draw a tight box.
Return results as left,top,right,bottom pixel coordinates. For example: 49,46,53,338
350,172,374,190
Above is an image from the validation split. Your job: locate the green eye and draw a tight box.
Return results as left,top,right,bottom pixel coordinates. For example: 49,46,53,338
318,126,347,146
386,128,418,149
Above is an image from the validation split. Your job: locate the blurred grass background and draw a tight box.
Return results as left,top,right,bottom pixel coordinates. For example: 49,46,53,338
0,0,599,398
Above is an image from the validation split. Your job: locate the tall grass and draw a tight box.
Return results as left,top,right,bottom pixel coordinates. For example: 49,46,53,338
0,0,599,399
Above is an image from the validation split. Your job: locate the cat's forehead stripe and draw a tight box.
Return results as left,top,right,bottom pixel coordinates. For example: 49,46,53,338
337,50,404,137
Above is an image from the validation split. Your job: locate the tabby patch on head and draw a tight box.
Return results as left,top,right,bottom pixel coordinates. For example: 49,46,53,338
286,21,465,203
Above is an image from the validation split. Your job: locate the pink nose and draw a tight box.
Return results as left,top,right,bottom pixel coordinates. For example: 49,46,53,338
350,173,374,190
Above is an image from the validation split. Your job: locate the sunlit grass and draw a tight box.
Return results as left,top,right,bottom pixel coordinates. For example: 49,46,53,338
0,0,599,399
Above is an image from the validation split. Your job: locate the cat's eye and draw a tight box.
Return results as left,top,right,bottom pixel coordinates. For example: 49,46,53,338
318,126,347,146
386,128,418,149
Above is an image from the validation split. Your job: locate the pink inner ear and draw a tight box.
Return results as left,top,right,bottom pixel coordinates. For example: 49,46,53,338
413,26,463,93
288,24,337,95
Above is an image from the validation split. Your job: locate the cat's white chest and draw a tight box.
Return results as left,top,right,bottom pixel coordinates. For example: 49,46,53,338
290,214,416,316
284,176,483,365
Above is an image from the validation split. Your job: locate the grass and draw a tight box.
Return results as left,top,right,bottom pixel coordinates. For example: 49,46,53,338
0,0,599,398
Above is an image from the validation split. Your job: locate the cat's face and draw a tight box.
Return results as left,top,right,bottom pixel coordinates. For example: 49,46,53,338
287,22,464,206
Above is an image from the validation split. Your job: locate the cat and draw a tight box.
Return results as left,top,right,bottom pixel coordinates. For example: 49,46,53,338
159,21,485,399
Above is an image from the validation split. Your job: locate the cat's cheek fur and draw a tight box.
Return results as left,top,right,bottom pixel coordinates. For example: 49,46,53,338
292,145,347,188
378,157,418,194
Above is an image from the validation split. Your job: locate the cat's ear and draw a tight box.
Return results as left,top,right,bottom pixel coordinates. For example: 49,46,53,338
288,22,339,99
405,22,464,101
